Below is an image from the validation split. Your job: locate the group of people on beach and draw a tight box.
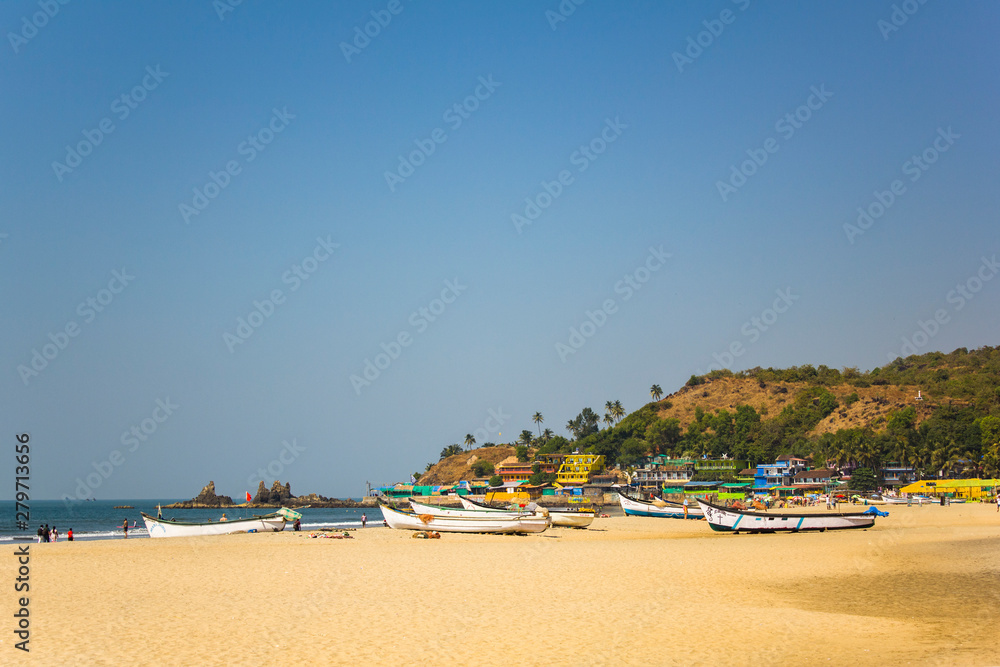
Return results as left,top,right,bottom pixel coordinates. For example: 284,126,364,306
37,524,73,542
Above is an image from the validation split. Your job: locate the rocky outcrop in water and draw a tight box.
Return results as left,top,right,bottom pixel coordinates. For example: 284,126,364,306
164,480,375,509
163,481,235,508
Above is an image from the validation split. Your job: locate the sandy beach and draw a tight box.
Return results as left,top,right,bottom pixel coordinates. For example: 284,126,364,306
3,503,998,666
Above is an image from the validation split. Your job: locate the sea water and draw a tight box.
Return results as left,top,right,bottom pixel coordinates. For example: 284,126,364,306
0,500,377,541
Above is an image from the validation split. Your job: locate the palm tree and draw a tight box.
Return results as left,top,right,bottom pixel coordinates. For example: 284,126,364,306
612,400,625,423
605,401,614,418
650,384,663,402
542,428,553,440
464,433,475,450
532,412,544,438
518,430,534,446
604,413,614,428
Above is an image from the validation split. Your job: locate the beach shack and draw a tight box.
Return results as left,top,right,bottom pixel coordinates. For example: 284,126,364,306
900,478,1000,501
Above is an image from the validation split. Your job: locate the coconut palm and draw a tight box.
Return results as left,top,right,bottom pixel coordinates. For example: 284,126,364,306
542,428,553,440
518,430,534,446
612,400,625,423
464,433,476,450
650,384,663,402
532,412,544,438
604,413,614,428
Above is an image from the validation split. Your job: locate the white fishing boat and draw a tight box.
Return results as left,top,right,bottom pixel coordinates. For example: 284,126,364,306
458,495,595,528
409,497,534,519
140,507,298,538
696,498,882,533
379,503,549,534
617,489,703,519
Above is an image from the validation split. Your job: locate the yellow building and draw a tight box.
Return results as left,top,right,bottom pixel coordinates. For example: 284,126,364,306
556,454,605,485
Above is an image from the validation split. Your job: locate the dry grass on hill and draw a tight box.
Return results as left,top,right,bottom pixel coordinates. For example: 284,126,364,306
656,376,938,436
418,446,515,485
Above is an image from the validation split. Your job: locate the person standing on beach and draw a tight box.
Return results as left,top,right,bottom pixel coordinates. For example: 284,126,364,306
996,492,999,512
43,524,50,543
122,519,129,539
682,497,689,519
36,525,44,543
362,513,367,528
51,526,58,542
67,528,74,541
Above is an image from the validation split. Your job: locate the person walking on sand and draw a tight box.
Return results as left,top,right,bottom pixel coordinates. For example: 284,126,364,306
682,497,689,519
67,528,74,542
43,524,50,543
122,519,129,539
362,513,367,528
37,524,44,544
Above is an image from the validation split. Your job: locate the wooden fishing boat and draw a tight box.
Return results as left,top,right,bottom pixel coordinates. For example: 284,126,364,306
140,508,297,538
617,489,703,519
458,495,595,528
379,503,548,534
408,498,537,519
696,498,881,533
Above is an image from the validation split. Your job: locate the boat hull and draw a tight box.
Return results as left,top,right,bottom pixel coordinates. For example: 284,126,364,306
549,510,596,528
617,491,703,519
458,495,594,528
696,499,877,533
140,512,286,538
380,504,548,534
410,498,529,519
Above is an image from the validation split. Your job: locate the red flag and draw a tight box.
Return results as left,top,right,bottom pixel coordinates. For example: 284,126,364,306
246,492,252,502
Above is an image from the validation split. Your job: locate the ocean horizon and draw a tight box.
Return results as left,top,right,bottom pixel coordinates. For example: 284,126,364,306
1,499,375,541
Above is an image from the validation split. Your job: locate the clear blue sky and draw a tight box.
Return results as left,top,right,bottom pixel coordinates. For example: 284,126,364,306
3,1,998,500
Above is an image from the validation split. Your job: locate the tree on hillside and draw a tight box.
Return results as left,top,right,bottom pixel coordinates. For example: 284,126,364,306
613,400,625,423
471,460,494,477
646,418,682,455
604,413,614,428
567,408,600,440
519,430,534,446
650,384,663,402
515,445,529,462
533,412,544,438
605,401,615,420
488,475,503,487
464,433,476,450
440,444,463,459
542,428,553,440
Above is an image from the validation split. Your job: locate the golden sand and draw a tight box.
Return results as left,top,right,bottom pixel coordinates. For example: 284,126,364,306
3,504,999,666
